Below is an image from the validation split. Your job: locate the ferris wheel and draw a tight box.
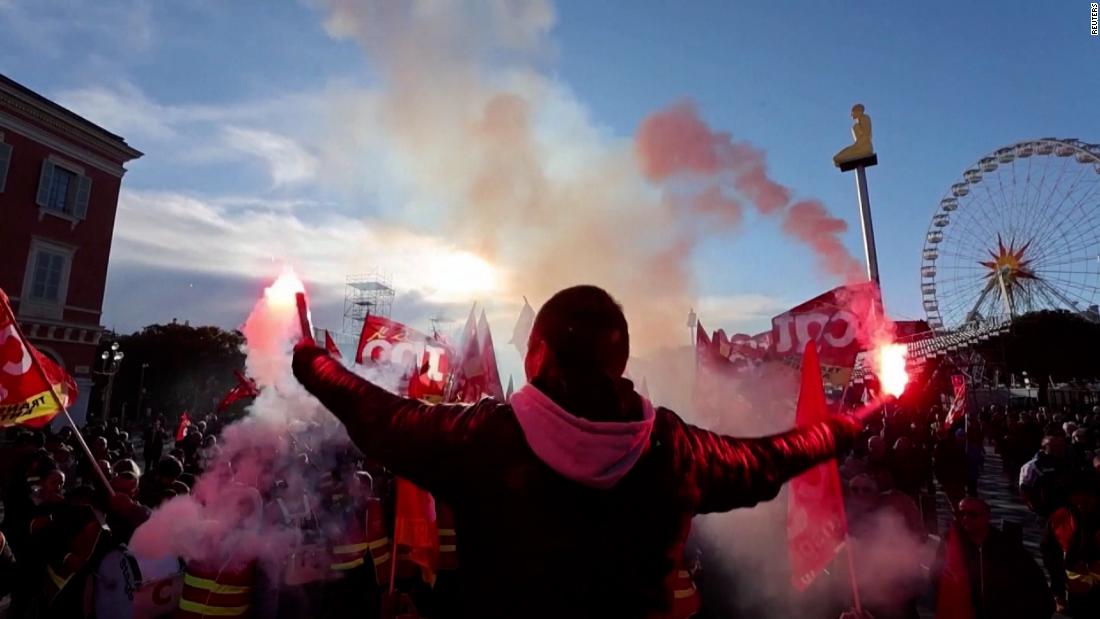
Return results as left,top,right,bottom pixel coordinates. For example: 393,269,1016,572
921,138,1100,333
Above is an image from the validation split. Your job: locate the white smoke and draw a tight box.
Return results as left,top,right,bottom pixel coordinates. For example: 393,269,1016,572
129,273,404,577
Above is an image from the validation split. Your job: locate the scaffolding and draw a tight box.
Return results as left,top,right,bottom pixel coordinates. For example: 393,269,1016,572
342,272,395,334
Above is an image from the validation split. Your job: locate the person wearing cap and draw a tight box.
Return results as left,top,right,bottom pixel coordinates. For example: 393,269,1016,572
293,285,862,618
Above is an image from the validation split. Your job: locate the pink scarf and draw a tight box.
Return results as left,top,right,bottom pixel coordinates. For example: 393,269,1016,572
509,384,655,489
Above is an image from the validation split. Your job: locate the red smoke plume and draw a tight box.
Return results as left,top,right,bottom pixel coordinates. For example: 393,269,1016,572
782,200,864,281
636,100,863,281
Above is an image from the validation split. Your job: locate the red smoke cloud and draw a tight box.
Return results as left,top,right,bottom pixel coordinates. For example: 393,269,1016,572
690,185,744,229
636,100,863,281
636,101,728,180
782,200,865,282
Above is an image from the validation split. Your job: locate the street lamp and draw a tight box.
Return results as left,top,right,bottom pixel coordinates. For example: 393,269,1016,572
135,362,150,423
100,342,125,422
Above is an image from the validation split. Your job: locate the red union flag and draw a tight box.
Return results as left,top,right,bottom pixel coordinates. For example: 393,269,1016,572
216,370,260,413
355,315,449,383
787,342,848,591
0,293,77,428
771,282,881,393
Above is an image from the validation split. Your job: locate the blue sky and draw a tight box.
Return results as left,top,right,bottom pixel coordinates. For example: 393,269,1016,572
2,0,1097,381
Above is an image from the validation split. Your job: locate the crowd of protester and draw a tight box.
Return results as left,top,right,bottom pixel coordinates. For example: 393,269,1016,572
0,411,464,619
3,399,1100,618
826,402,1100,619
0,413,217,618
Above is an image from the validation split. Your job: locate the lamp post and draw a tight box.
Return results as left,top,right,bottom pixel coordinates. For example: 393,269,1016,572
100,342,125,422
135,362,149,423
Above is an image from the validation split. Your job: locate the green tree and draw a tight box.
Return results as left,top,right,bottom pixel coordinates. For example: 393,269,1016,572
91,321,246,426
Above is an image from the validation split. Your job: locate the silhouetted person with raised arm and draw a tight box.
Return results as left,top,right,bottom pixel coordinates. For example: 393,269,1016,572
293,285,861,618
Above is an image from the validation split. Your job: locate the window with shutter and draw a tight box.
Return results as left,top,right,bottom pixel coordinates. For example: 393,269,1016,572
0,142,11,193
36,160,55,206
45,167,76,213
30,250,66,302
73,175,92,219
19,240,75,320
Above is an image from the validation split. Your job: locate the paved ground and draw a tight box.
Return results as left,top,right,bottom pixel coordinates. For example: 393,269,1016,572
922,443,1068,619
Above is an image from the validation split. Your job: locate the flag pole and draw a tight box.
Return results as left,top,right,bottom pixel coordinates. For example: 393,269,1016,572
0,295,114,495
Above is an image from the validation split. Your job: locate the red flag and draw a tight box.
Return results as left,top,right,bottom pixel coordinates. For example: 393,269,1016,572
0,292,77,428
935,527,975,619
394,477,439,585
175,411,191,441
787,342,849,590
1050,507,1076,553
771,282,880,392
447,305,486,403
406,348,446,403
713,329,731,359
324,330,341,358
476,310,504,400
356,315,415,365
944,375,967,429
216,370,259,413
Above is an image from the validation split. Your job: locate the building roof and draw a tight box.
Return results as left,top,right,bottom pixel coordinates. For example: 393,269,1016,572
0,73,143,162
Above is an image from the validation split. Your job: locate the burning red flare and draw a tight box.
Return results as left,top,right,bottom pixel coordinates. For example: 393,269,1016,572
874,343,909,398
264,268,305,310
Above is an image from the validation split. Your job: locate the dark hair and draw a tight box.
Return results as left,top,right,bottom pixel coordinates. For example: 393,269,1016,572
529,285,635,421
156,455,184,480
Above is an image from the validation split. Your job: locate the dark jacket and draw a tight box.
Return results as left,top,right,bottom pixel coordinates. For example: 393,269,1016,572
937,525,1054,619
293,346,860,618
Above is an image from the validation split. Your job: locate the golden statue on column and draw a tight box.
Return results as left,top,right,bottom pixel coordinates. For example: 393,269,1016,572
833,103,875,168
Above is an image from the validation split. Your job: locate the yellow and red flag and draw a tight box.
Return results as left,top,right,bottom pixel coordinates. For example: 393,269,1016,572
0,291,77,428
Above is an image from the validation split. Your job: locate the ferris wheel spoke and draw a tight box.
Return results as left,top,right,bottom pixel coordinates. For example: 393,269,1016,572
1015,176,1099,269
1019,154,1080,254
1017,154,1043,232
1019,156,1059,247
950,202,1007,258
1033,277,1099,309
1030,282,1068,312
1038,273,1100,298
1019,153,1065,242
1034,255,1100,269
1031,180,1100,264
1027,161,1100,256
1040,280,1093,310
963,189,1006,246
1006,156,1033,244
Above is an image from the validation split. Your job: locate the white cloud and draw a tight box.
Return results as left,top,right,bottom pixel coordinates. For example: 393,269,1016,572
55,82,327,187
221,126,319,186
111,188,508,308
56,80,176,141
0,0,154,58
696,293,793,334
